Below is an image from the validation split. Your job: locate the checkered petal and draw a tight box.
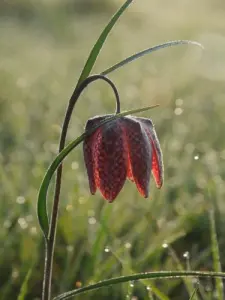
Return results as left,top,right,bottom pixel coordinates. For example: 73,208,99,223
83,116,107,195
135,117,163,188
93,119,127,202
123,117,152,197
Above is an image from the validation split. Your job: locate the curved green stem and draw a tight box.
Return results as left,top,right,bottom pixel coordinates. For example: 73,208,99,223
42,74,121,300
53,270,225,300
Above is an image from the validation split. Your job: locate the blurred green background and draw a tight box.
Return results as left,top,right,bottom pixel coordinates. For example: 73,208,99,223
1,0,225,299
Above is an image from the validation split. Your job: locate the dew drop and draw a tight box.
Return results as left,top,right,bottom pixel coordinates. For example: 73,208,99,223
88,217,96,225
12,269,19,279
194,155,199,160
125,242,132,249
174,107,183,115
183,251,190,259
67,245,74,252
162,243,168,248
104,246,110,253
18,218,28,229
30,226,37,235
129,281,134,288
16,196,25,204
71,161,79,170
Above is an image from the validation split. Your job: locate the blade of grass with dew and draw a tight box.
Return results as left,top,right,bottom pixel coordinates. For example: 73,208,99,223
53,271,225,300
101,40,204,76
168,246,198,300
91,208,169,300
91,205,112,270
140,281,169,300
93,243,170,300
76,0,133,87
209,209,224,300
37,105,159,238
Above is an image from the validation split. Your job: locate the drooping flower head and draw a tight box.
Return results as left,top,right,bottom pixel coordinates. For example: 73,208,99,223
83,115,163,202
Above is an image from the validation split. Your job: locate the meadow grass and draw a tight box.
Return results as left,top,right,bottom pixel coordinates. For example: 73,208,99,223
1,0,225,299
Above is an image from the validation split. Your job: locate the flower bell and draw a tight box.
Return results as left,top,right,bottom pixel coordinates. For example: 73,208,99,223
83,114,163,202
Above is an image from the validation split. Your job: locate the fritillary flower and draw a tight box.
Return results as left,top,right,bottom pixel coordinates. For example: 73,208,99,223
83,115,163,202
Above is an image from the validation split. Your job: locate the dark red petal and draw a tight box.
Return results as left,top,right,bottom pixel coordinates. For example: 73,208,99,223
123,118,152,198
94,119,127,202
135,117,163,188
83,116,107,195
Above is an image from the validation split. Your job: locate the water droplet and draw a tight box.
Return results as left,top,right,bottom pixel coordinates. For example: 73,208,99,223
146,286,151,291
30,226,37,235
18,218,28,229
125,242,132,249
71,161,79,170
129,281,134,288
88,217,96,225
12,269,19,279
104,246,110,253
67,245,74,252
194,155,199,160
183,251,190,259
162,243,168,248
16,196,25,204
174,107,183,115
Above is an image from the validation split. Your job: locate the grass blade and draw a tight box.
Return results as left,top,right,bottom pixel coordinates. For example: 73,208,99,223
17,267,32,300
168,246,198,299
77,0,133,86
189,283,199,300
37,105,159,238
53,271,225,300
101,40,204,76
209,209,224,300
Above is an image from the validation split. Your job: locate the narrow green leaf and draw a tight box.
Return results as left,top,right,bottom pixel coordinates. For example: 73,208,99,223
53,271,225,300
17,267,32,300
189,283,199,300
101,40,204,76
209,209,224,300
77,0,133,87
37,105,159,238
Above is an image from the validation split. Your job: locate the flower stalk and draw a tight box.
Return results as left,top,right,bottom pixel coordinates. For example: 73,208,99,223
42,75,121,300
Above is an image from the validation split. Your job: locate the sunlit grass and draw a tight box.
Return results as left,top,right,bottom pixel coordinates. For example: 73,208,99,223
1,0,225,299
